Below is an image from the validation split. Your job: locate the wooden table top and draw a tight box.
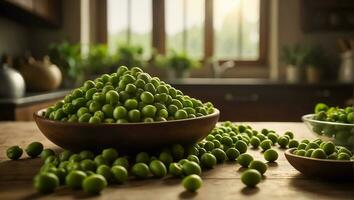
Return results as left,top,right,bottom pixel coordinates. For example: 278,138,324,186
0,122,353,200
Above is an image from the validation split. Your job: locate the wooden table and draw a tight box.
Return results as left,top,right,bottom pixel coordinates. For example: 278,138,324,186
0,122,353,200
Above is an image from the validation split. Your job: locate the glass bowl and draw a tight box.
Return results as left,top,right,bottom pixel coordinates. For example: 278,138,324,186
302,114,354,150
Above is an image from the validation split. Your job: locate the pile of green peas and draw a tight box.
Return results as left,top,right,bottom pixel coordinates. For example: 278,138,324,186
311,103,354,147
43,66,214,123
292,139,353,160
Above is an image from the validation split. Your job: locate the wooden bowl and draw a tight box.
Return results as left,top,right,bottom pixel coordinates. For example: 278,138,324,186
33,108,220,152
285,148,354,180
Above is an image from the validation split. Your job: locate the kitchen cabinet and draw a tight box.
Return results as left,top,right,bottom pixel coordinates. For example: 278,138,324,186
0,0,61,27
170,79,353,122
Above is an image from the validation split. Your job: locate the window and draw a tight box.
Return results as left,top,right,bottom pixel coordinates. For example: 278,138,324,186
107,0,152,58
165,0,204,59
214,0,260,60
105,0,266,63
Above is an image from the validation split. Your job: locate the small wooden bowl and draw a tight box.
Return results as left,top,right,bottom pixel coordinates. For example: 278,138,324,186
285,148,354,180
33,108,220,152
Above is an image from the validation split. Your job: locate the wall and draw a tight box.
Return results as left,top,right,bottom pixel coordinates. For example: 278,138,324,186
277,0,354,80
0,17,29,56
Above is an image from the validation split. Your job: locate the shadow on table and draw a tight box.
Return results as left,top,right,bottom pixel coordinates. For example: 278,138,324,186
289,174,354,198
179,190,198,199
240,186,260,196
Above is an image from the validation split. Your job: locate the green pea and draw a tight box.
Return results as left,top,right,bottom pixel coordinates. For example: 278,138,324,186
94,155,109,166
65,170,87,189
54,108,66,120
284,131,294,139
241,169,261,187
132,163,150,179
288,140,299,148
77,107,89,118
311,148,326,159
128,109,141,122
149,160,167,178
266,132,278,144
79,150,94,160
174,109,188,120
59,150,72,161
80,159,97,172
112,157,129,169
203,141,215,151
26,142,43,158
33,172,59,193
40,149,55,160
89,101,101,113
168,162,183,177
142,105,157,118
297,143,307,150
182,161,201,175
111,165,128,183
96,165,113,182
171,144,185,160
113,106,128,120
234,140,248,154
237,153,253,167
200,153,217,168
250,136,261,148
6,145,23,160
337,147,352,156
337,152,351,160
211,148,227,163
72,97,86,109
264,149,278,162
249,160,267,175
125,83,137,94
321,141,335,155
305,149,314,157
327,153,337,160
295,149,306,156
260,139,272,151
102,104,114,118
182,174,202,192
63,103,75,114
305,142,319,150
92,92,106,104
159,151,174,166
102,148,118,163
226,147,240,160
136,152,150,164
82,174,107,194
187,155,200,164
277,136,289,148
78,113,91,123
140,91,154,104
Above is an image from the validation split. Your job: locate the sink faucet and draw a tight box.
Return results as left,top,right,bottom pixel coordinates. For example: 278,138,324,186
209,59,236,78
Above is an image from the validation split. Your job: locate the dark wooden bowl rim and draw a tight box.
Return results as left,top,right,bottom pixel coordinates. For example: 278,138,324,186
285,148,354,163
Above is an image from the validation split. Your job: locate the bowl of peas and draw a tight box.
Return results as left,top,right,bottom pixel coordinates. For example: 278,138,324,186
302,103,354,150
34,66,220,151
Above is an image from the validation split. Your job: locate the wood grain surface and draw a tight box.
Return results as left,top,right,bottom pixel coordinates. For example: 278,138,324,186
0,122,353,200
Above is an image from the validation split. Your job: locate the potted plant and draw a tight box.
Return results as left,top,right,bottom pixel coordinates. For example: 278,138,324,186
154,50,200,79
304,46,327,83
84,44,115,79
115,44,146,69
281,44,310,83
48,41,84,88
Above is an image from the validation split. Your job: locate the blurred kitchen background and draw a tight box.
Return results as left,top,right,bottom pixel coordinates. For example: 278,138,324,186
0,0,353,122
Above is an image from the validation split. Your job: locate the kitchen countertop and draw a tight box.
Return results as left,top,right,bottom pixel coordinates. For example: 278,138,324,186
0,122,353,200
0,89,70,106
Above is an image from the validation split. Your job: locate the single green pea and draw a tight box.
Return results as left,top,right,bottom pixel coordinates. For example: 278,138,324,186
140,91,154,104
186,145,199,156
125,83,137,94
241,169,261,187
337,152,351,160
174,109,188,120
250,136,261,148
200,153,217,168
182,161,202,176
142,105,157,118
178,158,189,165
249,160,267,175
187,155,200,164
295,149,306,156
288,140,299,148
221,136,233,146
128,109,141,122
69,154,81,162
234,140,248,154
149,160,167,178
136,152,150,164
96,165,113,182
305,142,320,151
337,147,352,157
82,174,107,194
284,131,294,139
112,157,129,169
80,159,97,172
77,107,89,118
132,163,150,179
311,148,326,159
226,147,240,160
321,141,335,155
40,149,55,160
78,113,92,123
168,162,183,177
327,153,337,160
65,170,87,189
94,155,109,166
44,155,60,166
211,148,227,163
26,142,43,158
111,165,128,183
102,148,118,163
59,150,73,161
203,141,215,151
260,139,272,151
297,143,307,150
89,101,101,113
237,153,254,167
267,132,279,144
171,144,185,161
159,151,174,166
182,174,202,192
305,149,314,157
277,136,289,148
33,172,59,193
6,145,23,160
113,106,128,120
264,149,278,162
144,117,154,123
